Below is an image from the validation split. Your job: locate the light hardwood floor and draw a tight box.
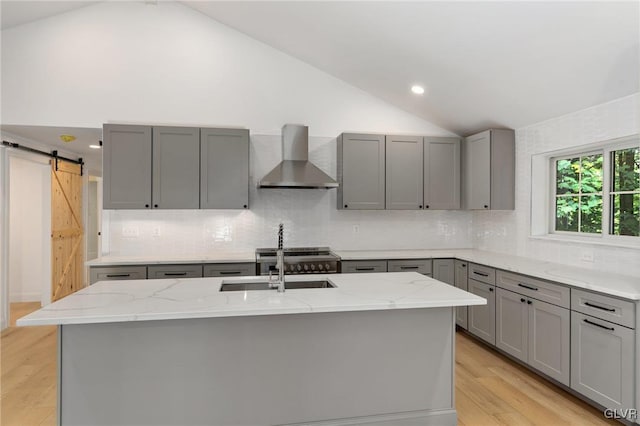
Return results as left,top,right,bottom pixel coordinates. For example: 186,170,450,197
1,303,618,425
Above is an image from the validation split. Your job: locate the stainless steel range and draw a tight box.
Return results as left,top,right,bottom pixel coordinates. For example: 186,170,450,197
256,247,340,275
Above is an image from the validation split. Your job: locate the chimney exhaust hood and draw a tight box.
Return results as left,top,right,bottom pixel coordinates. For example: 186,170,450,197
259,124,338,189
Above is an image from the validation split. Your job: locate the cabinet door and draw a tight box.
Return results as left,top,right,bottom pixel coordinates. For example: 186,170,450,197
147,264,203,279
424,137,460,210
387,259,431,275
338,133,385,210
103,124,152,209
152,127,200,209
203,263,256,277
341,260,387,273
528,299,570,386
385,135,423,210
454,260,468,329
467,278,496,345
90,266,147,284
200,128,249,209
432,259,454,285
464,130,491,210
571,311,634,411
495,288,528,363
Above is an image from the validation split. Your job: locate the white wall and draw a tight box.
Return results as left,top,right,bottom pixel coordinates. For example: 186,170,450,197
1,1,454,137
2,1,472,255
473,93,640,276
8,155,51,303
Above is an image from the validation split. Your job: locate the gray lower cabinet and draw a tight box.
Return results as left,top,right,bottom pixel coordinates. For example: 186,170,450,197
203,263,256,277
341,260,387,274
454,260,468,329
432,259,454,285
463,129,515,210
147,264,203,279
387,259,431,276
337,133,386,210
103,124,152,209
424,137,460,210
385,135,424,210
571,311,634,411
467,278,496,345
496,288,570,385
200,128,249,209
152,127,200,209
90,266,147,285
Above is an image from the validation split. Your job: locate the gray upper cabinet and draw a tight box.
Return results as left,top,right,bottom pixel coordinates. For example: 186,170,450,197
432,259,455,285
152,127,200,209
337,133,385,210
463,129,515,210
200,128,250,209
103,124,152,209
385,135,423,210
424,137,460,210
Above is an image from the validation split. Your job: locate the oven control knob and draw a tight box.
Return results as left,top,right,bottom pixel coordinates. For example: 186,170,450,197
296,264,302,272
303,264,309,271
317,264,323,271
311,264,316,271
325,263,331,271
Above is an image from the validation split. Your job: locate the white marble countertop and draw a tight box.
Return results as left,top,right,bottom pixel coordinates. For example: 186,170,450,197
17,272,485,326
86,251,255,266
335,249,640,300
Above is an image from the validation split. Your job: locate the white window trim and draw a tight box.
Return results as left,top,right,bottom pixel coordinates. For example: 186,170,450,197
530,134,640,249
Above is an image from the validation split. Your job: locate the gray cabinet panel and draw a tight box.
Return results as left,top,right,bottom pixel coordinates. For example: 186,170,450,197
528,299,570,386
468,263,496,285
337,133,385,210
200,128,249,209
463,129,515,210
571,311,634,411
424,137,460,210
90,266,147,285
571,288,635,328
497,270,570,309
203,263,256,277
432,259,455,285
468,278,496,345
454,260,468,329
496,288,528,363
103,124,152,209
464,130,491,210
385,135,423,210
387,259,431,275
147,264,203,279
341,260,387,274
152,127,200,209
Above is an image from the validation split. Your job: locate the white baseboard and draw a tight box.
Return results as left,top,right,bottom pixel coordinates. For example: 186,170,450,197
10,292,41,303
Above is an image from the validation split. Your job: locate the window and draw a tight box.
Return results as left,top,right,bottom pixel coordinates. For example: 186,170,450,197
544,137,640,243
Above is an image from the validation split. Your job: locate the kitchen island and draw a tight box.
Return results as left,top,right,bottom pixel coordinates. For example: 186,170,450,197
18,272,485,426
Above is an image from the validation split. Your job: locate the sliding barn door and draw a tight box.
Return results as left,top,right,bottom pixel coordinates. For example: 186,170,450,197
51,160,84,301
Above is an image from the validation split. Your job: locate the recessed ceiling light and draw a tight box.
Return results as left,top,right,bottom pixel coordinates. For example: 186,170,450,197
89,144,101,149
411,85,425,95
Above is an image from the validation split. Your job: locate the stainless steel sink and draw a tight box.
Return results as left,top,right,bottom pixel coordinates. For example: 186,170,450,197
220,280,336,292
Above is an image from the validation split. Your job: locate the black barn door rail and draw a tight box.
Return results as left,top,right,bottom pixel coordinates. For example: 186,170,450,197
2,140,84,175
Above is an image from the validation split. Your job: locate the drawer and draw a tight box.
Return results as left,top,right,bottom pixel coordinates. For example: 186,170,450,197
147,264,203,279
388,259,432,275
572,289,635,329
203,263,256,277
497,270,570,309
341,260,387,274
468,263,495,285
90,266,147,284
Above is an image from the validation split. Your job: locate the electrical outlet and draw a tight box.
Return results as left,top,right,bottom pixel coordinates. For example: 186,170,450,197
152,227,161,237
122,226,139,238
580,249,594,263
353,225,359,233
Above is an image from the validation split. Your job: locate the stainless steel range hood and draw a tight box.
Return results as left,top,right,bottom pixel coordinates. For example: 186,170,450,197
259,124,338,189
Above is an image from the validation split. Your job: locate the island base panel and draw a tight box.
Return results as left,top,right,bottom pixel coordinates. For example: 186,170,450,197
60,308,455,425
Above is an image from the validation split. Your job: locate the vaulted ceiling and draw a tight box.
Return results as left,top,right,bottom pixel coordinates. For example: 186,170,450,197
2,1,639,136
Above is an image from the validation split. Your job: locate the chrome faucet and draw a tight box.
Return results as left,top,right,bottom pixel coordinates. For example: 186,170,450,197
270,223,286,292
